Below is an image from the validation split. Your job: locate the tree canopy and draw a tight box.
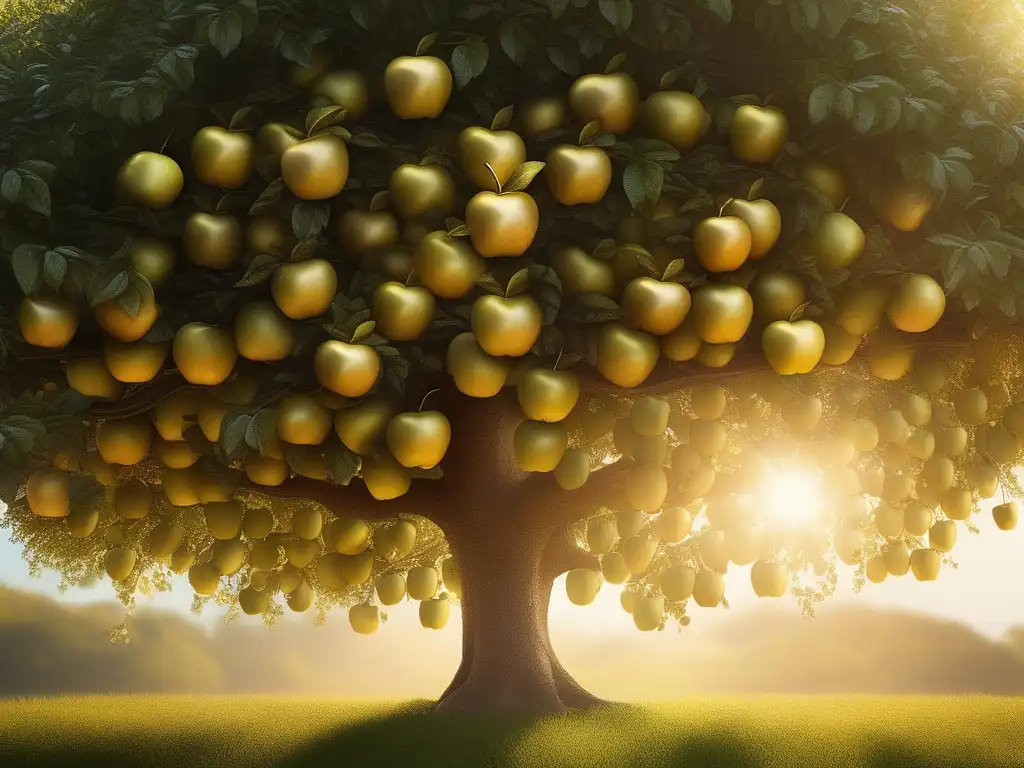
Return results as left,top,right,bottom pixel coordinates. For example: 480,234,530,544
2,0,1024,713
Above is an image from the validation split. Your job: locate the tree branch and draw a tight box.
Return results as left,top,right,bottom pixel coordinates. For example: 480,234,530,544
540,525,598,581
239,477,440,523
524,459,633,530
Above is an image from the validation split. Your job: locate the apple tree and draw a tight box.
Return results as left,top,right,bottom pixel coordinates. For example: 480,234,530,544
2,0,1024,714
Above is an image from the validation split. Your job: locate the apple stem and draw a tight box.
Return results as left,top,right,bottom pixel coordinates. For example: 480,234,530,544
159,126,175,154
419,389,441,412
405,268,416,287
719,198,734,218
553,346,564,371
839,196,851,213
484,162,502,194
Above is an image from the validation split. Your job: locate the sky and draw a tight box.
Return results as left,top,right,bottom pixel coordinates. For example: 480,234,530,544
1,490,1021,642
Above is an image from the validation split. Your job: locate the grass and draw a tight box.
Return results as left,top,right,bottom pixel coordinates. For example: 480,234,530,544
0,695,1023,767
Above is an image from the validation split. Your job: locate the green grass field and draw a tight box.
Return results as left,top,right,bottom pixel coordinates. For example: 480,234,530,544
0,696,1022,768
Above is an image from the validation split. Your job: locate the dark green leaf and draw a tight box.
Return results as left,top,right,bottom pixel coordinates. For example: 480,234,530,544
292,202,330,240
502,161,546,193
87,269,130,308
43,250,67,293
327,444,361,485
547,45,580,75
499,19,532,64
1,170,22,203
249,177,286,216
18,171,50,217
234,254,280,287
451,39,489,89
207,9,244,58
622,161,664,210
927,234,970,248
807,83,835,124
475,273,505,295
306,105,346,134
11,244,45,295
984,242,1011,278
506,268,531,297
547,0,570,17
852,96,875,133
416,32,440,56
245,408,278,452
702,0,732,23
220,412,252,458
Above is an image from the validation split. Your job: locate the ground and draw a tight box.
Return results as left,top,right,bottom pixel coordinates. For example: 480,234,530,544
0,696,1021,767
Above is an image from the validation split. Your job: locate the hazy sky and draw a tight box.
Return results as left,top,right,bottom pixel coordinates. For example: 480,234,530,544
1,492,1021,641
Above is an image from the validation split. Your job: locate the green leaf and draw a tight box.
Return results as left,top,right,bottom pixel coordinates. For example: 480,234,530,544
234,254,280,287
702,0,732,23
369,191,391,213
249,177,286,216
43,250,67,293
927,234,970,249
475,273,505,295
220,412,252,458
1,170,22,203
984,242,1011,278
599,0,633,33
506,268,531,297
228,107,255,131
622,161,664,210
546,0,570,18
836,87,854,119
944,161,972,194
580,120,603,145
245,408,278,452
568,293,623,323
207,9,244,58
662,258,686,282
11,244,45,295
547,45,580,75
629,138,680,163
451,39,489,89
290,236,320,263
116,285,142,318
499,19,532,64
502,161,546,193
351,320,376,343
87,269,130,307
416,32,439,56
807,83,835,124
327,444,361,485
851,96,875,133
18,160,56,184
306,105,346,135
18,171,50,217
292,202,330,240
490,106,515,132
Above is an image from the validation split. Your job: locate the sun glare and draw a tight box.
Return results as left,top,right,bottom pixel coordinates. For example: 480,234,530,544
759,468,825,531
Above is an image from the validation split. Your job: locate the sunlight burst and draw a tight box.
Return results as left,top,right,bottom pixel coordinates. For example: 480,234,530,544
758,468,825,531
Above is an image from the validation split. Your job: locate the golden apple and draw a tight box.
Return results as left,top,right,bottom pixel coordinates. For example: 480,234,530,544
545,144,612,205
692,570,726,607
471,294,542,357
334,396,397,455
837,285,887,335
389,163,456,220
115,151,183,209
173,322,237,385
114,478,152,520
26,467,71,518
596,323,659,388
466,190,539,258
66,357,123,400
555,448,591,490
749,271,805,323
372,282,436,341
517,368,580,422
314,340,380,397
271,258,338,319
447,332,512,397
105,547,137,583
256,122,302,156
414,231,485,299
621,277,691,336
234,301,295,361
798,159,846,207
338,209,399,255
96,415,152,466
384,56,453,119
518,97,566,137
820,322,860,365
641,90,704,152
419,595,450,629
129,238,176,287
183,213,242,269
761,320,825,375
806,212,865,271
514,419,567,472
191,126,254,189
993,501,1019,531
730,105,788,163
955,388,988,425
19,295,78,349
457,126,526,192
660,322,702,362
751,560,788,597
103,339,169,383
567,72,639,133
281,134,349,200
361,453,411,500
693,215,752,272
865,334,913,380
311,70,370,119
722,198,781,259
565,568,602,606
386,410,452,469
886,274,945,333
910,548,940,581
278,392,332,445
245,214,289,257
550,244,615,298
879,179,934,232
690,284,753,344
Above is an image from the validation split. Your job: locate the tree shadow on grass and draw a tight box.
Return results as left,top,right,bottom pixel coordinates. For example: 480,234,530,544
864,738,1010,768
278,702,766,768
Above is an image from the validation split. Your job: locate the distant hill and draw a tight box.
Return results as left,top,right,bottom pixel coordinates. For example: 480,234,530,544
2,584,1024,699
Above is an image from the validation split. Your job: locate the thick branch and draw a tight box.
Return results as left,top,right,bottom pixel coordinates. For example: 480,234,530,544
579,320,980,396
530,459,633,529
541,525,598,581
240,477,440,522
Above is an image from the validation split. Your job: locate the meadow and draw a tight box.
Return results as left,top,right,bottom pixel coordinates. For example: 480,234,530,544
0,695,1022,767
